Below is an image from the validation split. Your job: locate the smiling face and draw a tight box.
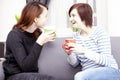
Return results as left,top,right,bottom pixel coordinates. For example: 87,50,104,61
69,9,85,30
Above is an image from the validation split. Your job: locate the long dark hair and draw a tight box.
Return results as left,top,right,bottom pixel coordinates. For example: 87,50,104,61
13,1,48,39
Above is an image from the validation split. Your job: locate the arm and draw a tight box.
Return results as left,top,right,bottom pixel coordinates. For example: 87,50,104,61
67,53,79,67
70,27,118,69
7,31,42,72
84,27,118,69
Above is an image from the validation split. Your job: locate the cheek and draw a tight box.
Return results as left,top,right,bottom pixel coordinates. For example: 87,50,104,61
44,18,47,23
40,18,46,23
41,19,47,26
36,16,47,28
77,19,83,25
35,20,43,28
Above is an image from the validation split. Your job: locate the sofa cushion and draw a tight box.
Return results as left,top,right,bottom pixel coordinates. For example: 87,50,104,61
0,42,5,58
38,37,81,80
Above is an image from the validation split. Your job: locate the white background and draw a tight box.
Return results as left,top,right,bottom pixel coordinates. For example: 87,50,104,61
0,0,120,42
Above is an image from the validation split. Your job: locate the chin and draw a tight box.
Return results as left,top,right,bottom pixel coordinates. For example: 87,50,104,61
72,26,78,28
38,25,44,29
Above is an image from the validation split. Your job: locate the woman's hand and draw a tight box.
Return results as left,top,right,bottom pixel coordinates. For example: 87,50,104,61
62,42,71,55
36,31,56,45
67,43,86,55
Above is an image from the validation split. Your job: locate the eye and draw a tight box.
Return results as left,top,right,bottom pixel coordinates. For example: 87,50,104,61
71,14,76,18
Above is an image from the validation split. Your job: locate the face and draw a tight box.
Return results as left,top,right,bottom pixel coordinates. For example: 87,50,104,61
35,7,48,28
69,9,85,30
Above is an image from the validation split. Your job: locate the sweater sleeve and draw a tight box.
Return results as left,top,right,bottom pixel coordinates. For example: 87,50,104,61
6,30,42,72
84,27,118,69
67,53,79,67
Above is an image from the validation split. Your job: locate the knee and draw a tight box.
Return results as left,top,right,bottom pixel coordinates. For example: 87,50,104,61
74,72,90,80
74,72,79,80
74,72,84,80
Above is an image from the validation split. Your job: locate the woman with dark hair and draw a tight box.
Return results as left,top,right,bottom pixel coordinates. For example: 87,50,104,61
62,3,120,80
3,1,55,80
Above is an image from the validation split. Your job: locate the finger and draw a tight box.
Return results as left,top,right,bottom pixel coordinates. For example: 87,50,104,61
50,35,56,40
67,43,75,47
46,31,55,35
69,47,75,52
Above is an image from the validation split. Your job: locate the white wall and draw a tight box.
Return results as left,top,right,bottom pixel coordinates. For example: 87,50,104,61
0,0,26,42
108,0,120,36
0,0,120,42
0,0,74,42
46,0,73,37
96,0,108,31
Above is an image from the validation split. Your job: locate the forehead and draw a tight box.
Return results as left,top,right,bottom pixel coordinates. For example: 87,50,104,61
70,9,78,14
39,7,47,15
42,8,47,15
39,5,47,12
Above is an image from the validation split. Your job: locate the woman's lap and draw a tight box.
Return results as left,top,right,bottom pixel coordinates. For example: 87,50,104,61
7,73,54,80
74,67,120,80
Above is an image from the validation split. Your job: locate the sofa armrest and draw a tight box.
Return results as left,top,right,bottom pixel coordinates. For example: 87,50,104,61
0,60,5,80
111,37,120,69
0,42,5,58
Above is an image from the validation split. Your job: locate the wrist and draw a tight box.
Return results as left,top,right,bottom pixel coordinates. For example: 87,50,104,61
36,39,44,46
67,52,71,55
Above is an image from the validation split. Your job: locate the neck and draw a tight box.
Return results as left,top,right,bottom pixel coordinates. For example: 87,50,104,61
25,23,37,33
80,26,92,37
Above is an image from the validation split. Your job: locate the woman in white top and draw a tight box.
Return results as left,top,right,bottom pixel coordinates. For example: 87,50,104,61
62,3,120,80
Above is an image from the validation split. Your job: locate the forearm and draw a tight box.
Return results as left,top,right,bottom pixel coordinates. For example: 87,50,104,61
15,43,43,71
83,48,118,69
67,53,79,67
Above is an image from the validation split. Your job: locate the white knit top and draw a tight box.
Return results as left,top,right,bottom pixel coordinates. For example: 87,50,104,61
67,26,118,70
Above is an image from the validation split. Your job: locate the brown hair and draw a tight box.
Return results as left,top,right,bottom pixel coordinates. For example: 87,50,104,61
69,3,93,27
13,1,48,39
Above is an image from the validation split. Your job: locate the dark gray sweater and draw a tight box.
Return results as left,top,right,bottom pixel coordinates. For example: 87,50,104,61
3,28,42,77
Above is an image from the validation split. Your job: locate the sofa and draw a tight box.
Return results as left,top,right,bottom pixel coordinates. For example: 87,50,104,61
0,42,5,58
0,37,120,80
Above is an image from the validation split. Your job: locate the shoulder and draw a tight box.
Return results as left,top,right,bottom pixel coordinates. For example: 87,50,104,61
6,28,24,42
93,26,110,40
94,26,106,32
8,28,23,37
93,26,108,35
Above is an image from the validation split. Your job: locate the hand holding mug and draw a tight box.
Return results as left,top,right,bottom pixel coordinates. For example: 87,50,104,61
44,29,56,41
62,39,76,55
36,29,56,45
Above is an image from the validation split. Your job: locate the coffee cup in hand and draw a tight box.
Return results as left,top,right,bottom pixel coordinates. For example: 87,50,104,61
44,29,56,41
62,39,76,50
